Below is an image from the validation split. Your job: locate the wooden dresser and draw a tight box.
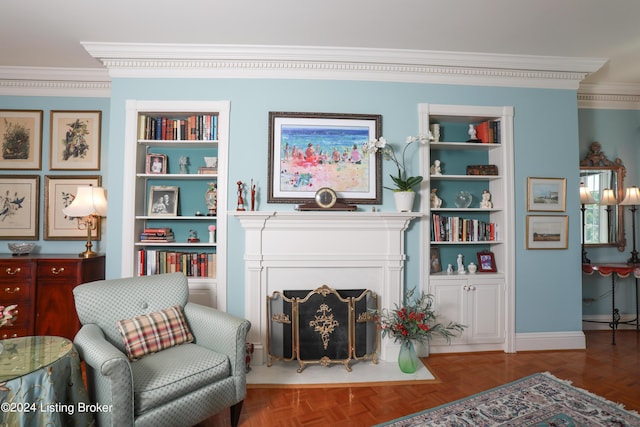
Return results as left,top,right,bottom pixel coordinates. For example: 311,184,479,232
0,254,105,340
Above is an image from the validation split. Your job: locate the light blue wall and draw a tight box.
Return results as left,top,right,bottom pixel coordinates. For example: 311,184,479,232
104,78,583,334
0,95,110,254
579,108,640,316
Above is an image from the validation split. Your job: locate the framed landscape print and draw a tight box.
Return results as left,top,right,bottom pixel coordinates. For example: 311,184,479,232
526,215,568,249
50,110,102,170
527,177,566,212
0,110,43,170
267,112,382,204
44,175,101,240
0,175,39,240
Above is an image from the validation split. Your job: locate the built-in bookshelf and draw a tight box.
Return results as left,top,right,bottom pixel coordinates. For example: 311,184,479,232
419,103,515,353
122,100,229,310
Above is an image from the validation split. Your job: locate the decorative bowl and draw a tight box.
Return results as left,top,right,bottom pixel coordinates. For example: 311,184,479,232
8,242,35,256
454,191,473,208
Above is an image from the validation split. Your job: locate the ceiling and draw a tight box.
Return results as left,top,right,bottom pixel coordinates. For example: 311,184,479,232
2,0,640,93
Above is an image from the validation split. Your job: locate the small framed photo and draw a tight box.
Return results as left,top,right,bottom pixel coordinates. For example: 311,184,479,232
50,110,102,170
0,175,39,240
477,251,497,272
0,110,43,170
44,175,101,240
146,153,167,174
526,215,568,250
148,186,179,216
527,177,566,212
430,247,442,273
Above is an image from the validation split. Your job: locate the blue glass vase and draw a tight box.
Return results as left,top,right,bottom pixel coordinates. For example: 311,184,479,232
398,340,419,373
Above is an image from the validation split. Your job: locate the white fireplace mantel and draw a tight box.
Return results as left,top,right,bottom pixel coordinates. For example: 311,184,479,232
232,211,421,363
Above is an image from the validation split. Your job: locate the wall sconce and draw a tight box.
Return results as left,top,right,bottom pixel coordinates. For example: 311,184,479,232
620,186,640,265
62,186,107,258
580,183,596,264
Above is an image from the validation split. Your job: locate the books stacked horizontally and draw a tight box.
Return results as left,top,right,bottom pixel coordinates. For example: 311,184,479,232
139,227,175,243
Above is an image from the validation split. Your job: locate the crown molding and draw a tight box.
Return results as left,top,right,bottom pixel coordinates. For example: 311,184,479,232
578,82,640,109
0,66,111,97
82,42,606,90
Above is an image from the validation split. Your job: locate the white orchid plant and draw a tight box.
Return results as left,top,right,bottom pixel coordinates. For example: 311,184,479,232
363,133,434,192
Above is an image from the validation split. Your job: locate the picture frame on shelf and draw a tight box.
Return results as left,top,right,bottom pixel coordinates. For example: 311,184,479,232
0,110,43,170
477,250,497,272
0,175,39,240
527,177,566,212
526,215,568,249
148,185,179,216
430,246,442,273
49,110,102,170
44,175,101,240
146,153,168,174
267,111,382,205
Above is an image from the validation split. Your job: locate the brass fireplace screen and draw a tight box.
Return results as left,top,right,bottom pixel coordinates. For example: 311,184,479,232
267,285,379,372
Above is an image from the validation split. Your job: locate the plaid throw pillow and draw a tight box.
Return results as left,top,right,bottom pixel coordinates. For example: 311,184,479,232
116,305,194,360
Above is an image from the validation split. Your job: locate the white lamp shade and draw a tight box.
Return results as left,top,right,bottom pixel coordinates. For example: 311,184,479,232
620,186,640,206
62,186,108,217
579,183,596,204
599,188,618,206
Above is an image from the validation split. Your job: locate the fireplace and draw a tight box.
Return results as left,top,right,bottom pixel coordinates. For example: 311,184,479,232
267,285,378,372
233,211,420,364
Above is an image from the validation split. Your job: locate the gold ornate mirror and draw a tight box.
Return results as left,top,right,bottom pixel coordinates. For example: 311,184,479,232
580,141,626,251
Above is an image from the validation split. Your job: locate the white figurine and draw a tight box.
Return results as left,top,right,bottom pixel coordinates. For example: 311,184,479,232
430,188,442,208
446,264,454,274
430,159,442,176
457,253,466,274
480,189,493,208
430,124,441,142
468,124,478,141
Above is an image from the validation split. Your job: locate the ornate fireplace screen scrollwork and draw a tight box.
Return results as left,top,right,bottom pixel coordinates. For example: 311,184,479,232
266,285,379,372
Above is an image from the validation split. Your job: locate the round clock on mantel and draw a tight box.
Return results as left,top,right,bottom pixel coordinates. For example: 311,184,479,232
315,187,338,209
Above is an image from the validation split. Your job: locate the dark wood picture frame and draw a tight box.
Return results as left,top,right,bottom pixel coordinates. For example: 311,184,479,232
477,251,497,272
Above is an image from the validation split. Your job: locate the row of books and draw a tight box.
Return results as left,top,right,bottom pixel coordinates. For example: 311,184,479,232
474,119,501,144
138,249,217,278
138,114,219,141
140,227,175,243
431,213,497,242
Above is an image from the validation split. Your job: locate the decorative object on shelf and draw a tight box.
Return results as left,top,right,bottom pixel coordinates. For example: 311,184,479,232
8,242,36,256
579,182,596,264
178,156,189,174
480,189,493,209
236,180,246,211
430,159,442,176
454,191,472,208
251,179,256,211
429,123,440,142
146,153,167,174
466,124,480,142
527,177,567,212
208,225,216,243
467,262,477,273
49,110,101,170
466,164,498,175
373,288,465,373
188,229,200,243
268,112,382,205
446,264,453,274
477,251,497,272
620,185,640,264
62,185,107,258
393,191,415,212
526,215,569,250
314,187,337,208
430,188,442,209
430,247,442,273
0,175,40,240
297,187,357,211
456,253,466,274
205,182,217,216
204,156,218,169
148,186,179,216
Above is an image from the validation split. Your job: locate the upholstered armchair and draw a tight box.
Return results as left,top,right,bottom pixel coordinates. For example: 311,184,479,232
73,272,251,427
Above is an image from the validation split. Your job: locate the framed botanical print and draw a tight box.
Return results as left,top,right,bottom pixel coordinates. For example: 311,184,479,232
44,175,102,240
0,110,43,170
50,110,102,170
0,175,39,240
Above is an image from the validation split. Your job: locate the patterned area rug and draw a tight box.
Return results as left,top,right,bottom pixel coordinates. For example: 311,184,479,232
377,372,640,426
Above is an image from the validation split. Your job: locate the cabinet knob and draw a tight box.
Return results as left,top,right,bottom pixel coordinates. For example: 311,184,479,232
469,285,476,291
4,286,20,293
51,267,65,275
1,333,18,339
5,267,21,275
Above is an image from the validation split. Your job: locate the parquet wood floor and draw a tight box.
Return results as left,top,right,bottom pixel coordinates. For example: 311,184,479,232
199,330,640,427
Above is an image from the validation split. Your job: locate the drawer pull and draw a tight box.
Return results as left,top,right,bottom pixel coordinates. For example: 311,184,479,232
4,287,20,293
51,267,65,275
5,267,21,275
1,333,18,339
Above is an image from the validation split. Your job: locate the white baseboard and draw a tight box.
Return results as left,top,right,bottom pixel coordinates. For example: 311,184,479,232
516,331,586,351
582,314,639,330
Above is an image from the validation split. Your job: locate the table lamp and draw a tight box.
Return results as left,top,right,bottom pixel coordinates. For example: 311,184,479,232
600,188,618,247
580,183,596,263
62,185,107,258
620,185,640,264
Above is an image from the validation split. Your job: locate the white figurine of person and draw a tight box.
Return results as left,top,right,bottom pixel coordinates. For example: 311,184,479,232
468,124,478,141
446,264,454,274
480,189,493,208
430,159,442,175
457,253,466,274
430,188,442,208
